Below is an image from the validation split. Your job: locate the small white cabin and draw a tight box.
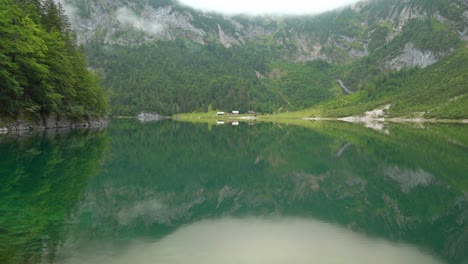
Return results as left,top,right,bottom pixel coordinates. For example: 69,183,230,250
232,111,239,115
232,121,239,126
216,112,225,115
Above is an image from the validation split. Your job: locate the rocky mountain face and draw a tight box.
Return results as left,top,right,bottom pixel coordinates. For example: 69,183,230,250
62,0,467,67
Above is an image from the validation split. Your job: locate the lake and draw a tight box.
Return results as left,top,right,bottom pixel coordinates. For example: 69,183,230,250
1,119,467,264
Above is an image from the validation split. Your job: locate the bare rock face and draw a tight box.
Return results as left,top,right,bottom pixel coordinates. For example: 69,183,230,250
387,42,439,70
218,24,241,48
385,5,427,42
459,10,468,41
64,1,208,45
61,0,467,65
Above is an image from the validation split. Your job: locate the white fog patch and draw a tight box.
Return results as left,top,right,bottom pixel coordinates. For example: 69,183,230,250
116,7,163,34
58,217,442,264
177,0,363,15
55,0,79,23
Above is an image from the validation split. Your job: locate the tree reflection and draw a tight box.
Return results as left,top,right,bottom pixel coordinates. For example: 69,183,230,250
0,129,108,264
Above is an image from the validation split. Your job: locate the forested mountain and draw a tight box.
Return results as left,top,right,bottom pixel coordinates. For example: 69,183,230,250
40,0,468,116
0,0,107,122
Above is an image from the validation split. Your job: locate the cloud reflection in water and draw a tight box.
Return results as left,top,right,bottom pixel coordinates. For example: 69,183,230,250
58,217,442,264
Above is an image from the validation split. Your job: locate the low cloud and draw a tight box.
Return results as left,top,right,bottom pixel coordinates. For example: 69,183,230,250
116,7,163,34
177,0,363,15
56,0,79,23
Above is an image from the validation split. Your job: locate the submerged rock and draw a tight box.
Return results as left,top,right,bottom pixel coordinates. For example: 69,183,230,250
137,112,167,122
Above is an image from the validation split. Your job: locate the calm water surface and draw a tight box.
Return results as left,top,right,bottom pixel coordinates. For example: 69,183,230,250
1,120,467,264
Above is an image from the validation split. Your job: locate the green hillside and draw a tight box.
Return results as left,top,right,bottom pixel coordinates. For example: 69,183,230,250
294,47,468,119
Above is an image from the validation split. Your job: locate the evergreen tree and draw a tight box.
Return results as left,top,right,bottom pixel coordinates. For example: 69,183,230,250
0,0,108,119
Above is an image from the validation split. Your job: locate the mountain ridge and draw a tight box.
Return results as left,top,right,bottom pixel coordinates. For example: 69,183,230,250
59,0,468,116
63,0,467,63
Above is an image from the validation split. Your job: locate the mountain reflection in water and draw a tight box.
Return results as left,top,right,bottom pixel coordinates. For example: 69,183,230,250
57,217,442,264
2,120,467,264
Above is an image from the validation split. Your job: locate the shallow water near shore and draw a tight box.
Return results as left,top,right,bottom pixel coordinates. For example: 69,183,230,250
1,119,467,264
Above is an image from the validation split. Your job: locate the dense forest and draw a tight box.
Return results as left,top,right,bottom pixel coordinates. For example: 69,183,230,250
86,40,277,114
86,39,343,115
0,0,107,121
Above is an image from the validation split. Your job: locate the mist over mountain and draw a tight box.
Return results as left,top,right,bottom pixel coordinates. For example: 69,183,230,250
59,0,468,116
175,0,363,16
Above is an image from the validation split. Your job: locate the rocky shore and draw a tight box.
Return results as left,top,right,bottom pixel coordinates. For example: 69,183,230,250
0,116,108,133
137,112,168,122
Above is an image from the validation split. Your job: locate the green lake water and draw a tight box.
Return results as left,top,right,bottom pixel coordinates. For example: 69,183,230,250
1,120,467,264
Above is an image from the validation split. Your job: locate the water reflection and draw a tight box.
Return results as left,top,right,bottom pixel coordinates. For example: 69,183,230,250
0,129,108,264
2,120,467,264
57,120,468,264
57,217,442,264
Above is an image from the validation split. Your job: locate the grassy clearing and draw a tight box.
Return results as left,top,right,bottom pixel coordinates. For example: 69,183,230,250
174,111,257,122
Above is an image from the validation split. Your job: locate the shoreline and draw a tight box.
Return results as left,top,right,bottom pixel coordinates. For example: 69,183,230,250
174,112,468,124
301,104,468,124
0,116,108,134
302,117,468,124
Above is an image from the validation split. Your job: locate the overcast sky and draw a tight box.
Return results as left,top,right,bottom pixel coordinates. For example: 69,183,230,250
176,0,363,15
